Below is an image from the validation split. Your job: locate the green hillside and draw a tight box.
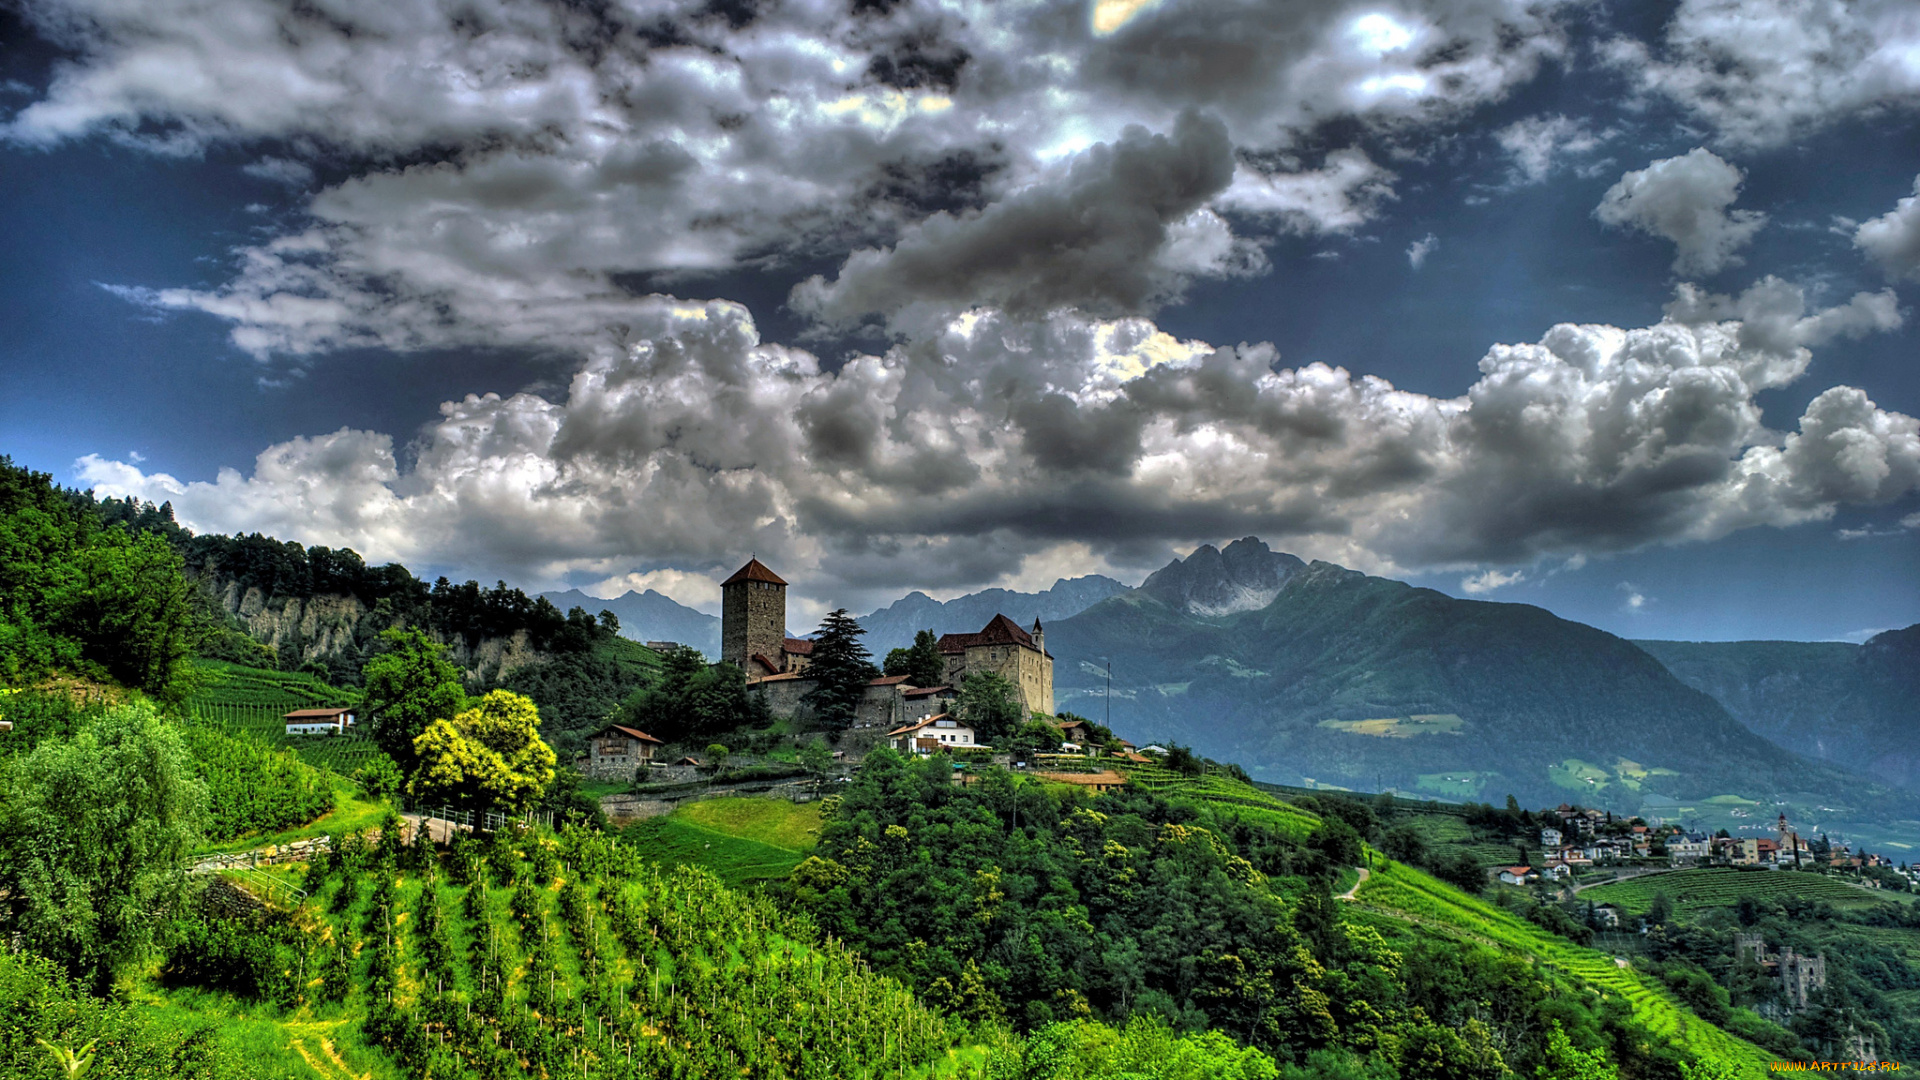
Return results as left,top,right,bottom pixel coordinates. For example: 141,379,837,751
1637,629,1920,793
1582,868,1903,918
1045,553,1920,844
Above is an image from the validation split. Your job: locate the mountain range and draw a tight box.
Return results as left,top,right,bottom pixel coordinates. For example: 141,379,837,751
1636,628,1920,792
547,537,1918,844
541,588,723,657
1044,538,1920,847
541,573,1132,658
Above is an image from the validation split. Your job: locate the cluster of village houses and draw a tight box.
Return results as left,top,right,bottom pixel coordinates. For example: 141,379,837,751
1496,804,1913,889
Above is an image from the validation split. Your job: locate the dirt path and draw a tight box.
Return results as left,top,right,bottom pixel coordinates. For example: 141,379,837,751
1336,866,1370,900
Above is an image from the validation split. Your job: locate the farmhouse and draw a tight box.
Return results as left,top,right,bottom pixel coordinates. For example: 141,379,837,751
283,707,355,735
887,713,978,755
580,723,663,780
1498,866,1538,885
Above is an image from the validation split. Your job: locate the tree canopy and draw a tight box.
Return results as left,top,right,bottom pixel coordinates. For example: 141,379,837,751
956,670,1024,741
883,629,946,688
801,609,878,730
0,701,208,993
409,689,558,813
0,457,205,698
362,626,468,775
614,647,765,744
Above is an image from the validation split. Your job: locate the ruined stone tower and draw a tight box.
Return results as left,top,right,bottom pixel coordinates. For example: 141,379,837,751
721,558,787,670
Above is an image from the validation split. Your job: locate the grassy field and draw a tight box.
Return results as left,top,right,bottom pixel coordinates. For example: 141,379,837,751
125,986,402,1080
1581,867,1896,917
622,814,814,887
1352,860,1777,1077
675,797,824,851
1316,713,1464,738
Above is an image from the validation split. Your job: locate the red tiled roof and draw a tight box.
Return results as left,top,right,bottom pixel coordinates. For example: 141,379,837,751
783,637,814,655
748,671,807,684
722,558,788,586
749,654,783,674
869,674,912,685
598,724,663,745
903,685,953,698
936,613,1038,654
284,707,352,719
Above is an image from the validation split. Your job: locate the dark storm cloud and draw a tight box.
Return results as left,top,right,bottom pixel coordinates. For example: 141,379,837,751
792,110,1242,325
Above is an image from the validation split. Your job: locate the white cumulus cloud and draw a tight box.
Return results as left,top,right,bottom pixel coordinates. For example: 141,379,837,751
1854,175,1920,282
1595,149,1767,276
76,282,1920,606
1604,0,1920,150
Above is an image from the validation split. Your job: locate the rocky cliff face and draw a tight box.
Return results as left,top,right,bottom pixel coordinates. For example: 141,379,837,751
205,577,545,683
1137,537,1307,616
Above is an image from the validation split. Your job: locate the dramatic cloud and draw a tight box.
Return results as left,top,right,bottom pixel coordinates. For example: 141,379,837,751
792,111,1246,326
1604,0,1920,149
1494,113,1608,184
1595,149,1767,275
80,281,1919,605
1854,175,1920,282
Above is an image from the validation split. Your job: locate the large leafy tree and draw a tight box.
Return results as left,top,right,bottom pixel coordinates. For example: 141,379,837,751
882,629,946,688
408,690,557,813
0,702,209,993
956,670,1024,741
615,647,765,744
0,458,204,698
362,626,467,775
803,609,878,730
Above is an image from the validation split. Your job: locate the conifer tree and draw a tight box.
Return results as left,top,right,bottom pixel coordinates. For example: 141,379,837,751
802,609,878,731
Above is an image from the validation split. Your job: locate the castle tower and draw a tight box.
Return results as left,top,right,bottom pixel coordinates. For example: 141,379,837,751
1031,617,1045,655
721,558,788,670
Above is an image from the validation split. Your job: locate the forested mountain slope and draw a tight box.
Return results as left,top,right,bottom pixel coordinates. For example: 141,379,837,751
1046,542,1920,843
1637,628,1920,791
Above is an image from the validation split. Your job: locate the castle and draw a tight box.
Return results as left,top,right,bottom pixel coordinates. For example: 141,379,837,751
720,557,1054,721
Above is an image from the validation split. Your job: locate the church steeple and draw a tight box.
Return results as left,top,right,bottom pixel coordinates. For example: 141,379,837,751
1031,617,1044,655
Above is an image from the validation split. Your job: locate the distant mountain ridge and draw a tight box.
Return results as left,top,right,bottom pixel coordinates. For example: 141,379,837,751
1044,539,1920,845
541,588,722,657
854,574,1132,654
1636,626,1920,791
1138,537,1307,615
543,573,1134,660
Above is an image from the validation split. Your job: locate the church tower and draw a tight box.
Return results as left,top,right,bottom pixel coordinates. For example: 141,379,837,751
721,558,787,670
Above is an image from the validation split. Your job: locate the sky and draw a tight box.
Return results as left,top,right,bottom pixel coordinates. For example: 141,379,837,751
1,0,1917,641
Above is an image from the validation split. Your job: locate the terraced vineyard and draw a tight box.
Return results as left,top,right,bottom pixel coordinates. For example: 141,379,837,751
188,662,386,777
287,825,967,1079
1353,860,1776,1077
1106,760,1321,840
1582,867,1893,916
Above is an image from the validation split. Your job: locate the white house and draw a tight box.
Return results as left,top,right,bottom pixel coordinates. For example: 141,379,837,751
1540,827,1563,849
1498,866,1539,886
887,713,977,755
1543,861,1572,881
284,707,355,735
1669,833,1711,864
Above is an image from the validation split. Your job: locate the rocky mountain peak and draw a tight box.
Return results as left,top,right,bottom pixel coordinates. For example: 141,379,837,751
1138,536,1308,616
